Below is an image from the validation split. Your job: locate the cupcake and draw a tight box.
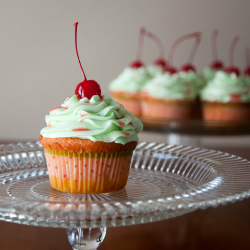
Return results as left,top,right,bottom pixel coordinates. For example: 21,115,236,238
200,71,250,121
109,28,151,116
109,66,151,116
141,72,202,119
39,22,143,194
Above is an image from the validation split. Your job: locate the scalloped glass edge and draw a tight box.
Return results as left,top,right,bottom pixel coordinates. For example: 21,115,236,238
0,141,249,228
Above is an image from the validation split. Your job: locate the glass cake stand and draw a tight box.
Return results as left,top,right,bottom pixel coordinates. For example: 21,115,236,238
1,141,250,249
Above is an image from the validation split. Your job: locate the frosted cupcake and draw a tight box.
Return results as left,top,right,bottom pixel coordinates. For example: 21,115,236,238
141,72,202,119
109,66,151,116
109,28,151,116
39,22,143,194
200,71,250,121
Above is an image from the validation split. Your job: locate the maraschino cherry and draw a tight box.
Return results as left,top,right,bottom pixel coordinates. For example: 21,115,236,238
180,32,202,72
74,22,101,100
210,30,224,70
244,47,250,76
146,31,167,68
224,36,241,76
130,28,146,68
165,32,201,74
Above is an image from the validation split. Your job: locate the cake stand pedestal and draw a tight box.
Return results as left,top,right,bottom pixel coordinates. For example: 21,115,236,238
1,141,250,249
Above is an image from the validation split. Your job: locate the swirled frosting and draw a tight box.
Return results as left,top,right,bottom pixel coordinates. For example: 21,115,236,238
202,68,217,82
40,95,143,144
200,71,250,102
141,72,203,100
147,65,164,77
109,67,151,93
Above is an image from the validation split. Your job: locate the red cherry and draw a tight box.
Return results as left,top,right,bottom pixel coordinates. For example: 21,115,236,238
73,22,101,100
210,60,224,70
224,67,240,76
180,64,196,72
244,67,250,76
75,80,101,100
224,36,240,77
130,28,146,68
154,58,167,68
210,30,224,70
164,66,177,74
130,60,144,68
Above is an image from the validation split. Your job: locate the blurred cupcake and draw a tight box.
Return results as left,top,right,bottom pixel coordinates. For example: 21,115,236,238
110,27,151,116
141,72,202,119
40,95,143,194
109,66,151,116
200,71,250,121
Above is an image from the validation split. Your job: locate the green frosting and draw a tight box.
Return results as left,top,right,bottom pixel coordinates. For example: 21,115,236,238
202,68,217,82
109,67,151,93
147,65,164,78
200,71,250,102
141,72,204,100
40,95,143,144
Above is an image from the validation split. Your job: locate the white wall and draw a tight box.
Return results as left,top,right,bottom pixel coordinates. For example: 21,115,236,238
0,0,250,143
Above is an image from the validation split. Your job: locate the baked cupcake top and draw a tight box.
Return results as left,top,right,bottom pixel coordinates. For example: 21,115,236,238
40,95,143,144
141,72,203,100
109,67,151,93
200,71,250,102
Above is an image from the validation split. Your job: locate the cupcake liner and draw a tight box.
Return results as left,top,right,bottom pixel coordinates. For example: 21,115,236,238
111,92,141,116
202,101,250,121
45,149,133,194
141,100,195,120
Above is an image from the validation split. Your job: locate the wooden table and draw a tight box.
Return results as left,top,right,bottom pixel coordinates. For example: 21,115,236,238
0,147,249,250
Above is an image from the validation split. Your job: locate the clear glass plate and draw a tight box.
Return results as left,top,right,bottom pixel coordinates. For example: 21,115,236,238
0,141,250,228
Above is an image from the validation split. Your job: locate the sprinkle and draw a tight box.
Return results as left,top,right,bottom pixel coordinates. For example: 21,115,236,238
81,114,88,117
107,165,110,168
84,164,87,167
55,166,58,169
48,124,51,127
48,164,50,167
118,121,125,127
91,170,94,173
63,174,66,178
50,106,68,113
53,156,55,159
129,122,133,126
75,180,77,182
72,128,90,132
70,157,72,159
122,132,130,137
75,165,77,168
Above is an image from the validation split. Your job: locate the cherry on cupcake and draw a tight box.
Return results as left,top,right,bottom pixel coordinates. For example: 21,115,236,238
146,31,167,68
244,47,250,76
130,28,146,68
74,22,102,100
180,32,202,72
210,30,224,70
224,36,241,76
164,32,201,74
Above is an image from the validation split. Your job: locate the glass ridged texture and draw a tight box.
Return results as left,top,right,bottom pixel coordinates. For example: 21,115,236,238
0,141,250,228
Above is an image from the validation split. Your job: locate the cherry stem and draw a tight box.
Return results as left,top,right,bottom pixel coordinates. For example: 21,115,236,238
187,35,201,64
211,29,219,61
74,22,87,81
147,31,165,58
168,32,201,66
136,27,146,61
229,36,240,66
246,47,250,67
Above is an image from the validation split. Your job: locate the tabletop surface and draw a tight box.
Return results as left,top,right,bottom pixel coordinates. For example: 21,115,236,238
0,146,249,250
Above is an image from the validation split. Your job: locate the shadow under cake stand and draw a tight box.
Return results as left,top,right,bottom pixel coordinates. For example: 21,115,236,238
0,141,250,249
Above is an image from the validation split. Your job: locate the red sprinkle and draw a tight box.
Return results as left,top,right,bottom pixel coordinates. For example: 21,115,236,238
48,124,51,127
81,114,88,117
63,174,66,178
230,94,241,100
129,122,133,126
118,121,125,127
122,132,130,137
72,128,90,132
50,106,68,113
